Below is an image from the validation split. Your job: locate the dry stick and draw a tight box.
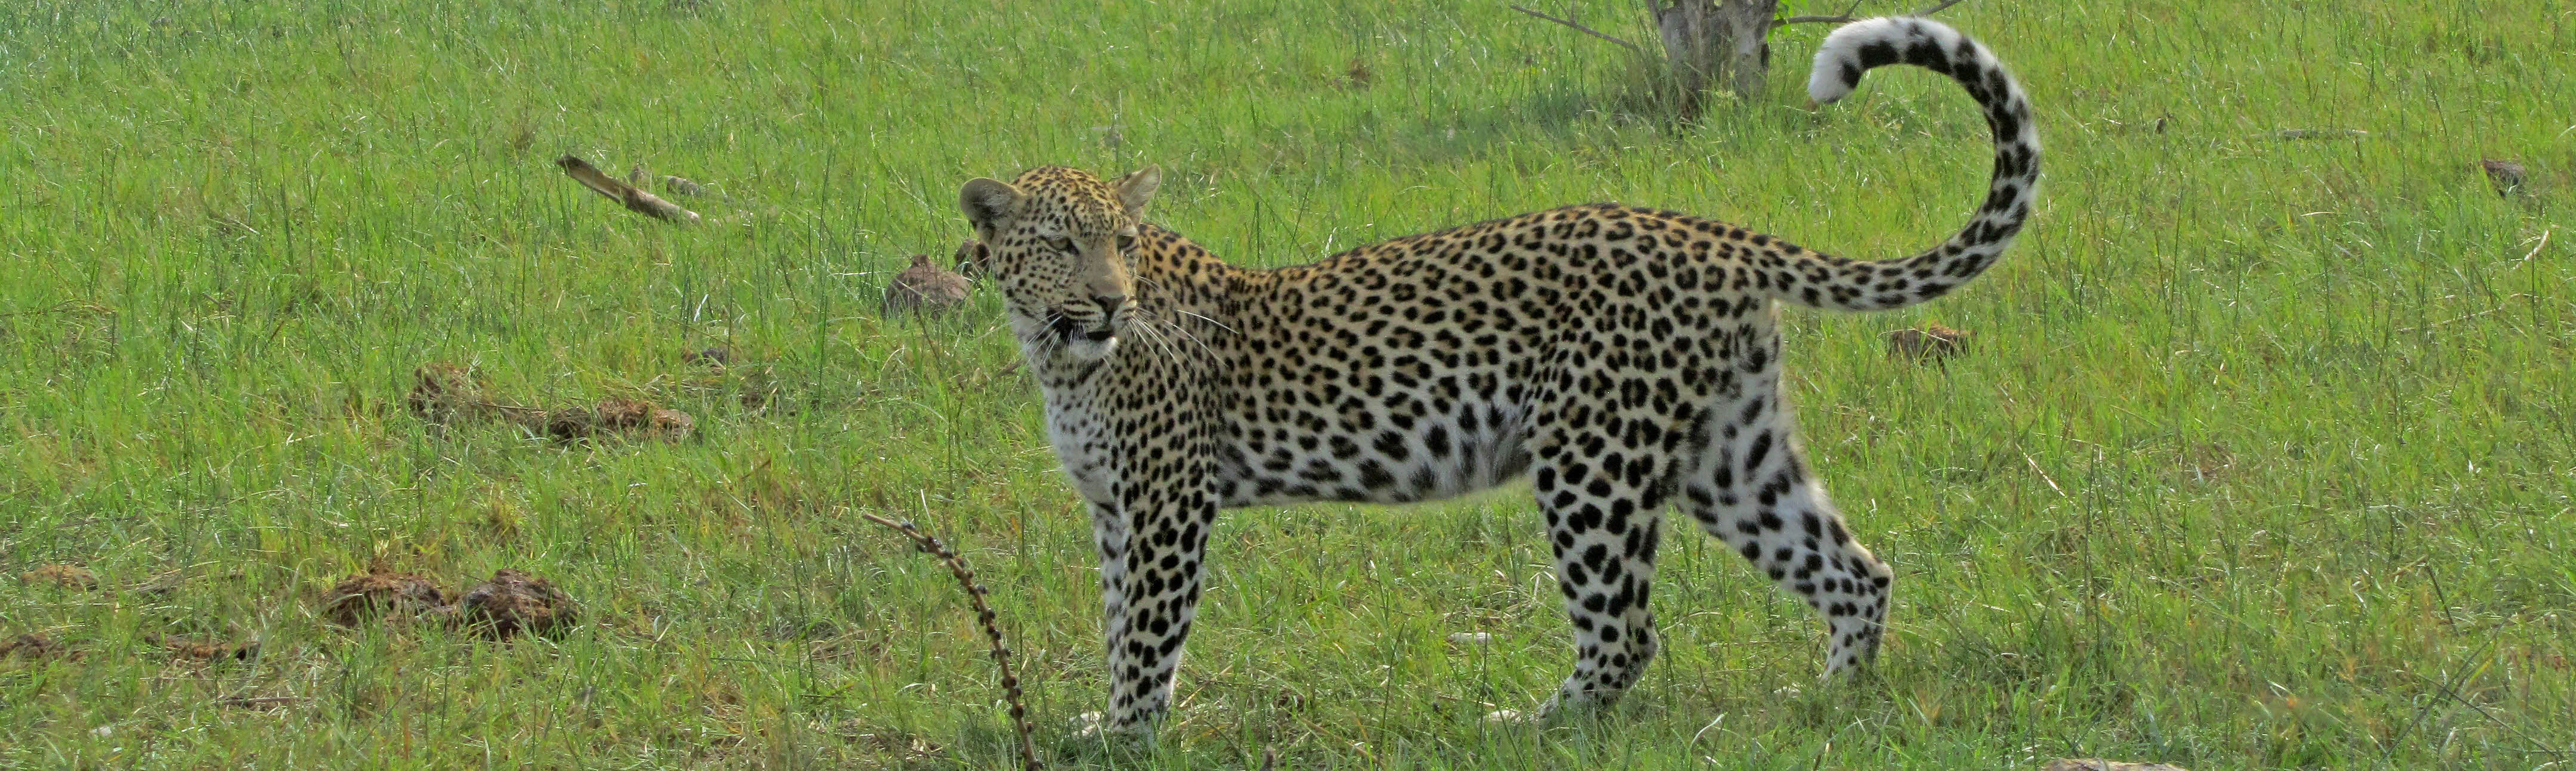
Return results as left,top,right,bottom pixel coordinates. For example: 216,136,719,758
1507,4,1644,55
1778,0,1965,27
555,154,701,224
855,510,1040,771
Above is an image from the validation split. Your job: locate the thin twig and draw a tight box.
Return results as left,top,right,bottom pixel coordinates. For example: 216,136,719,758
2511,226,2552,267
1778,0,1965,26
216,696,308,708
2022,453,2067,498
856,510,1040,771
470,400,550,415
0,301,115,318
1508,4,1643,56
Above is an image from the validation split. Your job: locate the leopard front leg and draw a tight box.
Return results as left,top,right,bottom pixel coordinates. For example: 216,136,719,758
1080,466,1219,736
1071,498,1134,736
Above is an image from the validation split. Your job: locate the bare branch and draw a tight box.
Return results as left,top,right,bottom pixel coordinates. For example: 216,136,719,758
1776,0,1965,27
555,154,701,224
1509,4,1644,56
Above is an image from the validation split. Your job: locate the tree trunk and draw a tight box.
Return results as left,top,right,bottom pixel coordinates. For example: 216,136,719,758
1655,0,1775,113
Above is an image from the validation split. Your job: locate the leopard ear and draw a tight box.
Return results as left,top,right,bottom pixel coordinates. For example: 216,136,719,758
958,178,1022,234
1113,165,1162,218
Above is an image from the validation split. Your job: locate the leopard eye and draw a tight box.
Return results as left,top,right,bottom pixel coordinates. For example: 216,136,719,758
1046,236,1076,253
1114,233,1137,252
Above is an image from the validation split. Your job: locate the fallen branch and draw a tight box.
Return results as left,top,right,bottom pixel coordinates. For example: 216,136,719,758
1778,0,1964,27
856,511,1039,771
1508,4,1644,56
555,154,701,224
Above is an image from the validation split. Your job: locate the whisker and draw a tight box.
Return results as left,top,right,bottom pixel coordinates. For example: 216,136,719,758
1151,309,1217,361
1134,311,1182,363
1173,309,1239,337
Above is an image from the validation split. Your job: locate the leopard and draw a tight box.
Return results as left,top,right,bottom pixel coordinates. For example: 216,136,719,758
952,16,2038,736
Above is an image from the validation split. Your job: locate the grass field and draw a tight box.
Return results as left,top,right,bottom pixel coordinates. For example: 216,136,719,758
3,0,2572,767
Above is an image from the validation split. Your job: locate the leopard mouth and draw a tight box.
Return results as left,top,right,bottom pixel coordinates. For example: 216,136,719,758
1046,315,1114,343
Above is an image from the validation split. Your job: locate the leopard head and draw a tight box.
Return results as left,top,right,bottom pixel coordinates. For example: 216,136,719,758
957,165,1159,364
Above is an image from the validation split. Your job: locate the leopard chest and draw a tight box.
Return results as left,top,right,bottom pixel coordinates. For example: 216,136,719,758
1041,386,1118,506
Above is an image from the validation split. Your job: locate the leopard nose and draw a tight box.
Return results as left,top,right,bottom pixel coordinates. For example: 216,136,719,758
1091,294,1128,313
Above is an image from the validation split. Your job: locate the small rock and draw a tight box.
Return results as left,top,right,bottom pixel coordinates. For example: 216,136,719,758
2042,761,2189,771
1447,632,1494,646
21,564,98,590
1887,323,1973,363
323,571,450,626
455,569,579,639
883,254,972,317
2482,159,2528,197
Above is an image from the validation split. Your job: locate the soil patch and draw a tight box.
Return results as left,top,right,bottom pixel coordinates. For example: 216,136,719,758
405,361,695,443
21,563,99,590
151,633,258,661
1,633,72,661
543,397,696,442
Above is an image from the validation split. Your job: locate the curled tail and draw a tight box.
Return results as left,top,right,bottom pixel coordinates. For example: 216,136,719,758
1770,17,2038,312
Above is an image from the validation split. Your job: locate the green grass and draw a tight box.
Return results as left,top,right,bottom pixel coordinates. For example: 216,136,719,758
2,0,2571,767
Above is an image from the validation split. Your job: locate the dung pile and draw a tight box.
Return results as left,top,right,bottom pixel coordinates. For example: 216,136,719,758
323,570,451,626
454,569,580,639
320,568,578,640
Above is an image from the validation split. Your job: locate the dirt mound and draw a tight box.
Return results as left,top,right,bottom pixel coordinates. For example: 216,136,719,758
884,253,972,316
683,345,731,366
1,633,69,661
1887,323,1973,363
455,569,579,639
406,363,493,425
323,571,451,626
21,563,98,590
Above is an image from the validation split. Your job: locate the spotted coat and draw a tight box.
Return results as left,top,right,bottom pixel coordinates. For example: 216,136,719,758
955,17,2039,735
